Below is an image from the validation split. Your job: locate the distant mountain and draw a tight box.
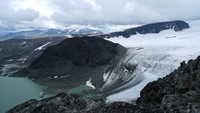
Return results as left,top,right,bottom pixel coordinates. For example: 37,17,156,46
0,30,9,36
0,21,189,39
0,28,103,39
100,20,189,38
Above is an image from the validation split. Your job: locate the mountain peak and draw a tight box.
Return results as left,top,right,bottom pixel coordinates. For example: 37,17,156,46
100,20,189,38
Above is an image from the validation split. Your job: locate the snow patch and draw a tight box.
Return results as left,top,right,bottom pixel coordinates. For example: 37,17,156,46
86,79,95,89
103,72,110,82
18,56,28,63
34,42,51,51
40,91,44,95
20,42,27,46
75,29,80,32
65,35,73,38
7,59,14,62
61,75,69,78
1,64,19,76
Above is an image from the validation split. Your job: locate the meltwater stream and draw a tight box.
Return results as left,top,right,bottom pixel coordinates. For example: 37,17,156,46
0,76,46,113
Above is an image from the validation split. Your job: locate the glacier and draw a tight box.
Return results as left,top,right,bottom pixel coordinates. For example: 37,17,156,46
105,20,200,103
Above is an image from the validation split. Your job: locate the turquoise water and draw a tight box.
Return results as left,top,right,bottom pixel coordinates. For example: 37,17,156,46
0,76,101,113
0,76,46,113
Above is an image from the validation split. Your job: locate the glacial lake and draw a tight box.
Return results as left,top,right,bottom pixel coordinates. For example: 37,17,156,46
0,76,98,113
0,76,46,113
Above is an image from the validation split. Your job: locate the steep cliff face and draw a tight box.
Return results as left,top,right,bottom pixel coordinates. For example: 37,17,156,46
101,20,189,38
137,56,200,112
13,36,127,90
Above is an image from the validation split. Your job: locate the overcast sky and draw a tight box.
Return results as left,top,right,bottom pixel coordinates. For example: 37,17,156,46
0,0,200,30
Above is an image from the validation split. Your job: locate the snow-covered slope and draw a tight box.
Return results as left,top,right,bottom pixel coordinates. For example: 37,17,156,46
106,20,200,103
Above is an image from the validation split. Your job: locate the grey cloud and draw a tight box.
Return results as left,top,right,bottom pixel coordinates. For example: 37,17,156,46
135,0,200,21
0,0,200,30
0,8,39,21
50,0,101,25
0,0,39,30
50,0,200,26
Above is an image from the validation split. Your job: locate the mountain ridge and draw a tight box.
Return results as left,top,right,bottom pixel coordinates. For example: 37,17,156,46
0,20,190,39
0,28,103,39
100,20,189,38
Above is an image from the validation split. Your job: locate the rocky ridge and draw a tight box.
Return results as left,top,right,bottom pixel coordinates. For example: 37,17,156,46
6,93,148,113
101,20,189,38
137,56,200,112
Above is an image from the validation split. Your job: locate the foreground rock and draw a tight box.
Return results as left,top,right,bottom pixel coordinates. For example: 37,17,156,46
6,93,104,113
137,56,200,112
6,93,148,113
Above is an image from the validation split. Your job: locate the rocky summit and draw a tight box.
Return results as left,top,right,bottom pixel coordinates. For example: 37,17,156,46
12,36,127,89
7,55,200,113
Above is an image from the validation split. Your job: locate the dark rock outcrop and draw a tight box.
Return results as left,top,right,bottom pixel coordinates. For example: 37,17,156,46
6,93,105,113
6,93,148,113
137,56,200,112
100,20,189,38
30,36,119,68
12,36,127,90
88,102,149,113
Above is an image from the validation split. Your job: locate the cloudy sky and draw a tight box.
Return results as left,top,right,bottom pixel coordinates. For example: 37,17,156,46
0,0,200,31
